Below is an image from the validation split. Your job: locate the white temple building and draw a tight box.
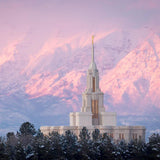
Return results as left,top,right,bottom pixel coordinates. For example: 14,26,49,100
40,36,145,143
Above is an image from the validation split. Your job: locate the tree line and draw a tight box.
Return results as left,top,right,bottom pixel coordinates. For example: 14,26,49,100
0,122,160,160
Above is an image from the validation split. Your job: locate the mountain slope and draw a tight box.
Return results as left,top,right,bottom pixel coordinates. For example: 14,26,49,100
100,33,160,115
0,29,160,136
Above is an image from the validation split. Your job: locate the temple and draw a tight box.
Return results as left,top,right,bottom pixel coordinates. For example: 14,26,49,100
40,36,145,143
70,35,116,127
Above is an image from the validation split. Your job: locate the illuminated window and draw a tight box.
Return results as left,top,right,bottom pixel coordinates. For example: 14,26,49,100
92,100,98,118
92,77,95,92
110,133,114,138
133,133,137,140
119,133,124,140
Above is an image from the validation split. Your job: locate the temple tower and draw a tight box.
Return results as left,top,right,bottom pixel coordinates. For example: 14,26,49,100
70,36,117,126
81,36,105,125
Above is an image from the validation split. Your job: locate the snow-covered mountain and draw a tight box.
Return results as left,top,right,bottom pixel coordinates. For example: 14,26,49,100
0,28,160,138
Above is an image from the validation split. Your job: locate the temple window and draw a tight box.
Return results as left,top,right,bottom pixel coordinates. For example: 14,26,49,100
92,77,95,92
110,133,114,138
119,133,124,140
133,133,137,141
91,100,98,118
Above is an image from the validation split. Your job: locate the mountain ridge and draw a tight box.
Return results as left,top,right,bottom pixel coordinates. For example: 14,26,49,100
0,29,160,136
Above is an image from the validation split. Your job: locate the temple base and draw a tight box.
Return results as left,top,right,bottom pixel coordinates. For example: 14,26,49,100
70,111,117,126
40,125,146,143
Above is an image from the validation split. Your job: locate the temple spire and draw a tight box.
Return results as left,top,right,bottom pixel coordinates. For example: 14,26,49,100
92,35,95,63
89,35,97,71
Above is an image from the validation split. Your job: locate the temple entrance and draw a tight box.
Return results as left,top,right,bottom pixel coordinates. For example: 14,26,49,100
91,99,99,125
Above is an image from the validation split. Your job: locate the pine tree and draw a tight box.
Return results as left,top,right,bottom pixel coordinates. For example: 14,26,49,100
0,137,8,160
79,127,92,160
19,122,36,136
135,141,147,160
63,130,79,159
146,133,160,159
48,131,64,159
98,133,115,160
122,140,147,160
90,129,102,160
33,135,49,160
35,129,44,139
92,129,101,142
6,132,17,160
25,144,34,160
79,127,91,142
15,142,26,160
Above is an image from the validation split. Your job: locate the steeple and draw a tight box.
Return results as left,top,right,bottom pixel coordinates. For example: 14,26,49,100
89,35,97,71
80,35,105,125
86,35,100,92
92,35,94,63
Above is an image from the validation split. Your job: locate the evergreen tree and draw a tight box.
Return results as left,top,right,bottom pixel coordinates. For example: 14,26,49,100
33,135,49,160
90,129,102,160
15,142,26,160
3,122,160,160
48,131,64,159
15,122,38,159
6,132,17,160
63,130,79,159
115,140,128,160
98,133,115,160
135,141,147,160
0,137,8,160
35,129,44,139
32,128,45,159
146,133,160,159
79,127,92,160
126,140,148,160
19,122,36,136
25,144,34,160
79,127,91,142
92,129,101,142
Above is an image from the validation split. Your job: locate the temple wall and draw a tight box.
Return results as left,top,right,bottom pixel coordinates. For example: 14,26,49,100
99,112,117,126
40,125,146,143
70,112,92,126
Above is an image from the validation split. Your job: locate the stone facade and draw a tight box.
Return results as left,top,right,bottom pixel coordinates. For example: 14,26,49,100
40,36,146,143
40,126,145,143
